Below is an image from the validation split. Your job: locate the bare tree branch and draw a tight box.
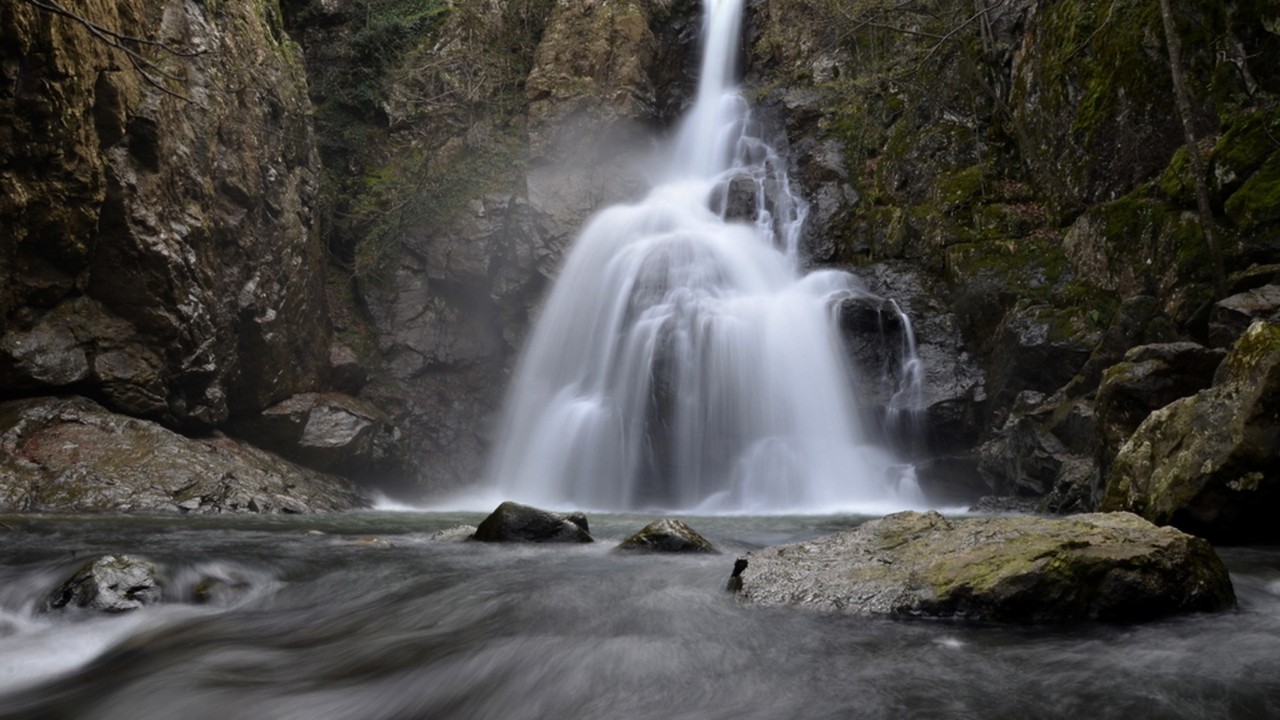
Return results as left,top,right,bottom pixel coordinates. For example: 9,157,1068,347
21,0,208,106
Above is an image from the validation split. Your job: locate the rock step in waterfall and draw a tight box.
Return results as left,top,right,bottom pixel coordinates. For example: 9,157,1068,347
482,0,927,514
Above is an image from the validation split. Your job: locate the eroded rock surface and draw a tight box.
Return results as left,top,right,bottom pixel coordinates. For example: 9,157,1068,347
736,510,1234,623
0,396,368,514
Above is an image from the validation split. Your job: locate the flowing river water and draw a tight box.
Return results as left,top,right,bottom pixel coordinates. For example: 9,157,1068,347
0,511,1278,719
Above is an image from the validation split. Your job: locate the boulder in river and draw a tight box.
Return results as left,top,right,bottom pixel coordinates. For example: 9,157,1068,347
472,502,594,543
735,510,1234,623
45,555,164,613
617,519,719,553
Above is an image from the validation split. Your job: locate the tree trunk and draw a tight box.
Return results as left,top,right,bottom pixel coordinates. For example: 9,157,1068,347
1157,0,1226,299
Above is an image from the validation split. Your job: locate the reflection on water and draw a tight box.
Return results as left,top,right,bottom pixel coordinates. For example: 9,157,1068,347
0,512,1278,720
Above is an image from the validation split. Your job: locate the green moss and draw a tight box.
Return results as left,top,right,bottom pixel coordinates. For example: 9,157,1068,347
1157,145,1194,206
1219,320,1280,379
353,135,524,284
937,166,986,209
1224,153,1280,229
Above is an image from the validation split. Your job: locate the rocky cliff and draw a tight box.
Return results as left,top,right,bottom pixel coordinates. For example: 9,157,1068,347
0,0,364,510
2,0,1278,518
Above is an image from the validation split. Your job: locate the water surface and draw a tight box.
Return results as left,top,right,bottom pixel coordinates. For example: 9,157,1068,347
0,512,1277,719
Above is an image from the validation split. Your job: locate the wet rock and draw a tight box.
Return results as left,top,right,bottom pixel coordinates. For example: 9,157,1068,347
617,519,719,554
45,555,163,613
431,525,479,541
1102,321,1280,543
328,344,368,394
472,502,594,544
1209,285,1280,349
1095,342,1225,472
185,564,258,606
1,0,329,428
737,511,1235,623
987,303,1096,412
231,392,403,477
0,396,368,514
968,496,1041,514
844,265,987,456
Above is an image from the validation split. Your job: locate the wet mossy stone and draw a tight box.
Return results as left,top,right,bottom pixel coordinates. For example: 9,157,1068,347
1101,321,1280,543
737,511,1234,623
617,519,719,553
472,501,594,543
44,555,164,613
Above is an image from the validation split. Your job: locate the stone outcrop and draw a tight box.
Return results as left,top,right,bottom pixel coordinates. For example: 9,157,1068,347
44,555,164,613
230,392,403,477
735,510,1235,623
616,519,718,553
1102,321,1280,543
1,0,330,430
471,501,594,543
0,396,368,514
1209,285,1280,349
1095,342,1225,470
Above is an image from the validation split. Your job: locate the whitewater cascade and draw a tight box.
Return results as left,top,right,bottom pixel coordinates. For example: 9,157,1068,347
483,0,926,513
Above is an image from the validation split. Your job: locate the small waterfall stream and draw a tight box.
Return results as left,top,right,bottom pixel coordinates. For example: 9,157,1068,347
483,0,926,513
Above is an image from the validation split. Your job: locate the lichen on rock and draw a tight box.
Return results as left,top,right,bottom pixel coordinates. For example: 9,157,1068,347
736,510,1235,623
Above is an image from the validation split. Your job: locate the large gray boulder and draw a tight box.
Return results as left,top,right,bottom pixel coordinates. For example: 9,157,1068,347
1102,321,1280,543
45,555,164,613
472,502,593,544
0,396,368,514
735,510,1234,623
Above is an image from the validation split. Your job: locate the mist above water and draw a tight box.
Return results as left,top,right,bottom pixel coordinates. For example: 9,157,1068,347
481,0,925,514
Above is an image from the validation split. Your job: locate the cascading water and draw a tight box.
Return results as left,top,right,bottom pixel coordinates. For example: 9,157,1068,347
483,0,926,513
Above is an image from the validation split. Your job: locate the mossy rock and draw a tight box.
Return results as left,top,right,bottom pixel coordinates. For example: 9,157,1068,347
1101,321,1280,543
737,510,1235,623
616,519,718,554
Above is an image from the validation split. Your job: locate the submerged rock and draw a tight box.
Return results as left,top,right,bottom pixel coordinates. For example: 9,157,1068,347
45,555,164,613
472,502,594,544
1101,321,1280,543
736,511,1234,623
617,519,719,553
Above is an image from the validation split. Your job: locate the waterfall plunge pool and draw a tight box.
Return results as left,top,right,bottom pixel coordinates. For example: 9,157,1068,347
0,511,1277,719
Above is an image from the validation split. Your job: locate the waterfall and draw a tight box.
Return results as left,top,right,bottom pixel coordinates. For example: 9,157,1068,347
481,0,926,513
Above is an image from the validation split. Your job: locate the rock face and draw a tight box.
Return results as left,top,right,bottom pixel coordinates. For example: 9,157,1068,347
1095,342,1225,470
0,396,368,514
45,555,164,613
1,0,329,430
230,392,403,477
616,519,718,553
736,511,1235,623
471,502,594,543
1102,322,1280,543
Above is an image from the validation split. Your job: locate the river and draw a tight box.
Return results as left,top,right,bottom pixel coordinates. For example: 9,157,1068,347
0,511,1277,719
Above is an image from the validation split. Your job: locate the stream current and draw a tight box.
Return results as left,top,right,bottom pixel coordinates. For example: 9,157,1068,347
0,512,1278,719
